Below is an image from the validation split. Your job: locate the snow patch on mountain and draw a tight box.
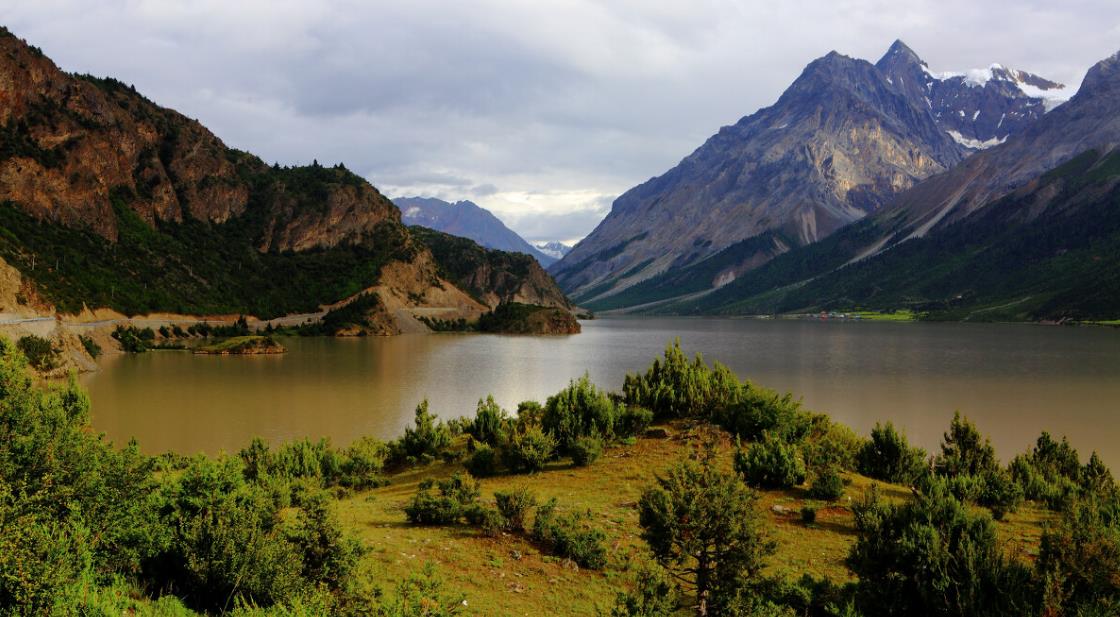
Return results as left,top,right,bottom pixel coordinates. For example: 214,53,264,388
946,130,1006,150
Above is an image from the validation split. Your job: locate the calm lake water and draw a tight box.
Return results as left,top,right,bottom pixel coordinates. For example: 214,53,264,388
83,318,1120,469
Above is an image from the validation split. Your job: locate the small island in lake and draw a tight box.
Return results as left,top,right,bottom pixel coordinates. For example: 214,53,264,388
478,302,582,334
194,335,286,355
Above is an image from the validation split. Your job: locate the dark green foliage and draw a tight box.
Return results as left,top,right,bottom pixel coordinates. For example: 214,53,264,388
808,466,845,501
407,226,538,305
237,436,387,492
373,562,465,616
15,335,57,370
501,424,557,473
0,191,411,318
848,483,1035,617
477,302,578,333
617,405,654,438
716,385,814,443
638,446,775,616
543,374,622,451
286,493,364,592
112,325,154,352
735,433,807,489
494,487,537,533
465,443,499,477
609,562,679,617
397,400,453,464
801,505,818,525
469,395,508,446
531,498,608,569
1009,432,1114,510
935,412,998,478
622,340,741,420
980,469,1025,520
570,433,605,467
801,422,864,472
294,293,386,336
404,473,480,525
1036,496,1120,616
856,422,928,485
78,334,102,359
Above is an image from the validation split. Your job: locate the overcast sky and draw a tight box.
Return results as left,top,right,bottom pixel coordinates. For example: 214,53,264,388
4,1,1119,244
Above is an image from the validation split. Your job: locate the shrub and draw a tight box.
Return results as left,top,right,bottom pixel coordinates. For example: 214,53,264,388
570,433,604,467
808,466,845,500
464,503,505,537
622,339,742,420
801,505,818,525
288,493,364,591
543,374,621,450
980,470,1024,521
341,436,389,489
78,334,102,359
404,474,480,525
502,425,556,474
465,443,499,477
802,421,864,471
16,335,58,370
735,432,807,489
532,499,608,569
494,487,537,533
515,400,544,429
617,405,654,438
935,412,998,478
1036,497,1120,616
857,422,927,484
848,481,1034,617
397,400,452,464
609,562,678,617
469,395,507,446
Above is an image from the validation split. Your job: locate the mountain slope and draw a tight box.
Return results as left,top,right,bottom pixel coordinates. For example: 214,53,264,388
558,41,1070,310
666,50,1120,321
536,241,571,261
395,196,556,266
0,27,572,331
408,226,571,310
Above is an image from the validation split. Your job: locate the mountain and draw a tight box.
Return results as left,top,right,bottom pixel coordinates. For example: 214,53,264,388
409,227,571,310
395,196,556,266
0,28,571,333
554,41,1070,310
535,241,571,261
876,40,1073,149
659,49,1120,321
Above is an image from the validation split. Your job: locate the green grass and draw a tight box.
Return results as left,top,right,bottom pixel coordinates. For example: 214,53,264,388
195,335,283,354
845,309,919,321
336,422,1053,616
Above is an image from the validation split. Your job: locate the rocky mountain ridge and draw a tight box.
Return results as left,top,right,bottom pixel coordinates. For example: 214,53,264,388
554,40,1072,309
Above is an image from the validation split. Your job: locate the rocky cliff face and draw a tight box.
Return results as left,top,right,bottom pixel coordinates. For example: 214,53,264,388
408,226,572,310
554,41,1069,308
876,40,1072,150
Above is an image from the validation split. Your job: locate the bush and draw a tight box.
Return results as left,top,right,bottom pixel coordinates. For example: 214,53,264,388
617,405,654,438
341,436,389,489
288,493,365,591
531,499,608,569
622,339,742,420
609,562,678,617
848,482,1034,617
857,422,927,485
735,432,807,489
404,474,480,525
494,487,537,533
16,335,58,370
935,412,998,478
716,384,814,443
801,505,818,525
78,334,102,359
502,425,556,474
465,443,499,477
808,466,845,500
543,374,621,451
980,469,1024,520
469,395,508,446
464,503,505,537
802,421,864,472
397,400,452,464
570,433,604,467
1036,497,1120,616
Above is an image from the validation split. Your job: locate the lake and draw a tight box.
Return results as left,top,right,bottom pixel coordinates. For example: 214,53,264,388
83,317,1120,469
